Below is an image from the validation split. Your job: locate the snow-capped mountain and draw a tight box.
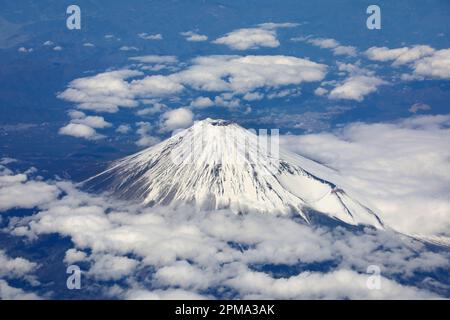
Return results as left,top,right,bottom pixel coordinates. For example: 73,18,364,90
85,119,383,228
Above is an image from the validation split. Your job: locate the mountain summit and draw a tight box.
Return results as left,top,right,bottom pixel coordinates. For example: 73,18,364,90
85,118,383,228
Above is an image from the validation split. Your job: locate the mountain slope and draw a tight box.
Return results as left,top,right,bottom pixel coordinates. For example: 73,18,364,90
84,119,383,228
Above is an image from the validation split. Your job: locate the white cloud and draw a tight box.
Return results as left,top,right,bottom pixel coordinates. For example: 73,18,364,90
0,172,60,211
190,96,214,109
43,41,54,46
135,122,160,147
58,69,182,113
365,45,435,66
124,288,206,300
213,28,279,50
89,254,139,281
213,22,297,50
154,261,212,290
258,22,299,30
58,123,102,140
0,280,41,300
58,69,143,113
174,55,327,95
314,87,328,96
328,75,386,101
120,46,139,51
0,250,37,279
298,37,357,57
226,268,436,299
280,115,450,236
242,92,264,101
160,108,194,132
129,55,179,72
53,46,63,51
116,124,131,134
83,42,95,47
365,46,450,79
129,55,178,64
1,161,448,299
18,47,33,53
136,102,168,116
130,75,184,98
58,54,326,113
69,112,111,129
64,248,88,265
413,49,450,79
180,31,208,42
321,61,386,101
138,33,163,40
59,111,111,140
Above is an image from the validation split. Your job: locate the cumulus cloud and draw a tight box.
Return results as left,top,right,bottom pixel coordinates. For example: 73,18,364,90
190,96,214,109
18,47,33,53
314,87,328,96
173,55,327,95
0,171,60,212
0,250,37,279
180,31,208,42
89,254,139,281
136,102,168,116
365,45,435,66
226,268,436,299
58,69,182,113
57,70,143,113
413,49,450,79
116,124,131,134
64,248,88,265
59,123,101,140
0,280,40,300
1,159,449,299
329,75,386,101
129,55,178,64
68,111,111,129
120,46,139,51
58,111,111,140
58,54,326,113
281,115,450,236
0,250,40,300
365,46,450,79
135,122,160,147
138,33,163,40
321,61,386,101
213,22,298,50
159,108,194,132
213,28,280,50
294,36,357,57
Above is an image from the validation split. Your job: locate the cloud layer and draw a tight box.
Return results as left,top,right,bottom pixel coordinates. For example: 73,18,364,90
58,55,327,113
1,155,449,299
281,115,450,236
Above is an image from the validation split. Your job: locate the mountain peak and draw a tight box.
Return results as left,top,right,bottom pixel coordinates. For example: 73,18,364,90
197,118,232,126
85,119,383,229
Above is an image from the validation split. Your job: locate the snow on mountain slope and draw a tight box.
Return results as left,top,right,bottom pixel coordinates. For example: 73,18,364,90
84,119,383,228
